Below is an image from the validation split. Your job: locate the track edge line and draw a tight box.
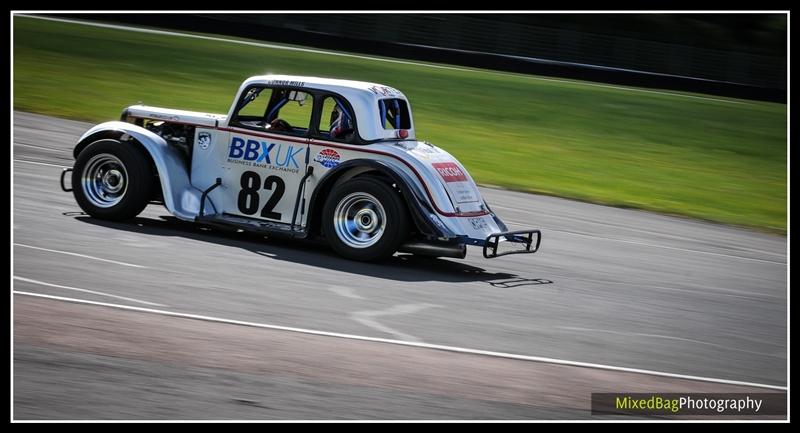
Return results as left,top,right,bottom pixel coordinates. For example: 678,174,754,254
12,290,787,391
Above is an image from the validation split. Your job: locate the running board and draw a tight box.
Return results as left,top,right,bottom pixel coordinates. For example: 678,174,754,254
196,213,307,238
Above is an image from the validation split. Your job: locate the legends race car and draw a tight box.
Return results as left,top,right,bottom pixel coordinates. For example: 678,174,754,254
60,75,541,261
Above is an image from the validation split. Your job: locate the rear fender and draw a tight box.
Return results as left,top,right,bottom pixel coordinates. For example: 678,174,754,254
306,159,455,239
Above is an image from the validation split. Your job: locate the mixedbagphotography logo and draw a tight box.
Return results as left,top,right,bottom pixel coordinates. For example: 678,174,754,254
591,393,787,416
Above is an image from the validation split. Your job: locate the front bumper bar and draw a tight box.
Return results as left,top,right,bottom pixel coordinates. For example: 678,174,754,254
483,229,542,258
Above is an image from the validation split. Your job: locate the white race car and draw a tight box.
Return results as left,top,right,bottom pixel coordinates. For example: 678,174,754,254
61,75,541,261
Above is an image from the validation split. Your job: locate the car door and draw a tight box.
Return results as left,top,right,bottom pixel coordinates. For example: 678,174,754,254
218,86,313,225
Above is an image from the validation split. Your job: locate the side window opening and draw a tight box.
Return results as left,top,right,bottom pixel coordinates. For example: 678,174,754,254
233,87,312,136
318,96,356,142
379,98,411,130
236,87,272,118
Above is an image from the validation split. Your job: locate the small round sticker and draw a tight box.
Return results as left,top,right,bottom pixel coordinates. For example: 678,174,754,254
198,132,212,150
314,148,341,168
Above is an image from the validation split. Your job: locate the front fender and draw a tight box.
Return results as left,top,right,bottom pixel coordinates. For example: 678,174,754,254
74,121,205,221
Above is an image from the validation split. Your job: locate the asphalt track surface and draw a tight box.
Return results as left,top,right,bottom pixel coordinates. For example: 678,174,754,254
12,112,787,420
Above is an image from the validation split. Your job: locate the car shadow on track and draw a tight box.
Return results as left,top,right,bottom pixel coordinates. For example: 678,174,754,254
72,213,553,287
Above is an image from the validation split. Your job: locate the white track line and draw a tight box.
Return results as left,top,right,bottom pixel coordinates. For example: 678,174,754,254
507,220,786,265
14,243,146,268
14,159,67,168
328,286,364,299
555,230,786,265
350,303,440,342
542,271,783,301
557,326,785,358
493,202,787,259
17,14,749,105
15,143,68,153
12,290,786,391
14,278,164,307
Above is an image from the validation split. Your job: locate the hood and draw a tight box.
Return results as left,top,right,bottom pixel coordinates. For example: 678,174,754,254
124,105,227,128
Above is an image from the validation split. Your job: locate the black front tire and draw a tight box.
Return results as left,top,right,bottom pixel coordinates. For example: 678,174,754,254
72,139,155,221
322,177,409,261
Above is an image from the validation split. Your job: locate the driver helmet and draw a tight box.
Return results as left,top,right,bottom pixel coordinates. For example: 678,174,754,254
330,104,352,138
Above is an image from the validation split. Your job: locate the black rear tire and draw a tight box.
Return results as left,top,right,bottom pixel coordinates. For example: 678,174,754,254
322,177,409,261
72,139,155,221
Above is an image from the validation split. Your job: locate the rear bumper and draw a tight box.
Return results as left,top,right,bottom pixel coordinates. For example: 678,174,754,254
482,230,542,259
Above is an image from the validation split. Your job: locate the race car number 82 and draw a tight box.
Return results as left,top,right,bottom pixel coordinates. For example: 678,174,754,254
238,171,285,220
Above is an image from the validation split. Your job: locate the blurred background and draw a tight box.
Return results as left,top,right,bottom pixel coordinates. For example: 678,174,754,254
77,13,788,100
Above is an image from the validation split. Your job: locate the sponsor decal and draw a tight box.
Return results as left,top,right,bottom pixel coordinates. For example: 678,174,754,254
416,146,439,154
409,145,442,160
314,148,341,169
431,161,478,203
197,132,212,150
266,80,305,87
452,187,478,203
432,162,467,183
368,85,399,96
469,217,489,231
227,136,302,174
147,113,180,121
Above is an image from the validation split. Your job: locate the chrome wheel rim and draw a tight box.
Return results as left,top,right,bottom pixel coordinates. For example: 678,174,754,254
81,154,128,208
334,192,386,249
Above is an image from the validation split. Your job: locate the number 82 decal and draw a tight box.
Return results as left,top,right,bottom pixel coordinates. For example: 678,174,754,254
237,171,286,220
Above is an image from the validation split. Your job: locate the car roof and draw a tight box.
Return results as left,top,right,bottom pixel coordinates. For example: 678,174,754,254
236,75,415,141
244,74,404,98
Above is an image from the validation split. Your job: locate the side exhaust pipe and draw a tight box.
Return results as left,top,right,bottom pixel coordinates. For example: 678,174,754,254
399,241,467,259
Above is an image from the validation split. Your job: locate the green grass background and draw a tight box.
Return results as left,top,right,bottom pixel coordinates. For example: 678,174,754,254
13,16,787,232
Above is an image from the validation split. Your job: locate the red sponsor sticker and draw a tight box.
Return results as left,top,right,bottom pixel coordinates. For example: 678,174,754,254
432,162,467,182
